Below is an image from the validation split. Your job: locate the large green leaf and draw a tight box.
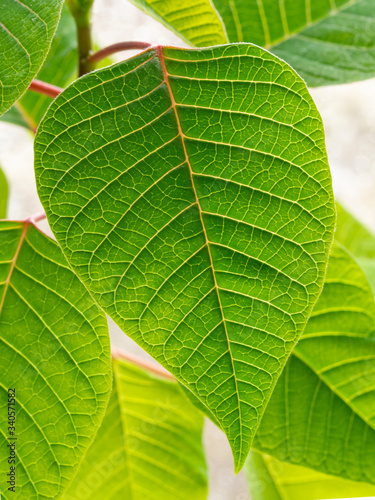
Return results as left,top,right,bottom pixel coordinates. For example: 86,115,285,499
62,356,207,500
0,0,64,116
253,241,375,483
246,451,375,500
0,166,8,219
0,220,112,499
129,0,375,86
34,43,335,470
335,202,375,293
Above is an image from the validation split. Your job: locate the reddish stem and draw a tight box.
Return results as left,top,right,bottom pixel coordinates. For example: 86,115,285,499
28,211,47,224
89,41,152,64
28,79,63,99
111,347,174,381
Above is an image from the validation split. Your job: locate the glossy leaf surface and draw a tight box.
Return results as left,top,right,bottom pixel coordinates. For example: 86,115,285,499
0,0,64,116
35,44,335,470
246,451,375,500
130,0,375,86
253,242,375,483
62,357,207,500
0,221,112,499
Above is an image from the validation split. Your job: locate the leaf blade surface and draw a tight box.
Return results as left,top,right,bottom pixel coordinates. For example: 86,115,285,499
0,0,64,116
62,357,207,500
0,221,112,499
35,44,335,470
253,242,375,483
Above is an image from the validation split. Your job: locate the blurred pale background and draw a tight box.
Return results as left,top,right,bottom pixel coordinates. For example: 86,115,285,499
1,1,375,498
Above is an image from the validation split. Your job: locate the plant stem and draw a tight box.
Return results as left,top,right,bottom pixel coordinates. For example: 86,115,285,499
89,41,152,64
77,22,94,76
66,0,95,76
28,80,62,99
111,347,175,381
29,211,47,224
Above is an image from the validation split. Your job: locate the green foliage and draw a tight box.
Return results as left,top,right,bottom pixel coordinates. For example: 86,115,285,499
0,167,8,219
246,451,375,500
0,0,64,116
15,4,78,131
336,202,375,292
62,357,207,500
130,0,375,86
34,43,335,471
253,242,375,483
0,220,111,499
127,0,227,46
1,4,77,131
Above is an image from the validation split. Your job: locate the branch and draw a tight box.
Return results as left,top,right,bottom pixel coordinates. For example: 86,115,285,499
111,347,175,381
28,211,47,224
88,41,152,64
28,80,62,99
66,0,95,76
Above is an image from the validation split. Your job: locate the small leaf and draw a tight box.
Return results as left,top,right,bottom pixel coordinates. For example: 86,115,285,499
253,242,375,483
62,356,207,500
34,44,335,471
0,166,8,219
0,0,64,116
335,202,375,293
0,220,112,499
246,451,375,500
130,0,375,86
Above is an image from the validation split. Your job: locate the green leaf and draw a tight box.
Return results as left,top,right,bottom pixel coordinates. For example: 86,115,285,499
130,0,375,86
253,241,375,483
335,202,375,293
0,0,64,116
62,356,207,500
1,4,77,131
246,451,375,500
34,43,335,471
1,105,32,130
0,167,8,219
0,220,112,499
127,0,227,46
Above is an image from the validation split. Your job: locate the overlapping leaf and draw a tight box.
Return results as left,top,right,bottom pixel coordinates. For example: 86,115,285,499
0,167,8,219
127,0,227,46
62,356,207,500
129,0,375,86
1,4,77,131
253,242,375,483
34,43,335,470
335,202,375,292
0,220,112,499
246,451,375,500
0,0,64,116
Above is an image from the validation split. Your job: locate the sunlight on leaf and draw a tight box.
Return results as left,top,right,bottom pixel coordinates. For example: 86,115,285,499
0,167,8,219
336,202,375,293
62,356,207,500
253,242,375,483
130,0,375,86
35,43,335,471
0,221,111,499
246,451,375,500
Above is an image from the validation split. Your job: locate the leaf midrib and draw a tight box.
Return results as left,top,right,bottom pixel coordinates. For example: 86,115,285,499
156,45,243,460
0,221,28,314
